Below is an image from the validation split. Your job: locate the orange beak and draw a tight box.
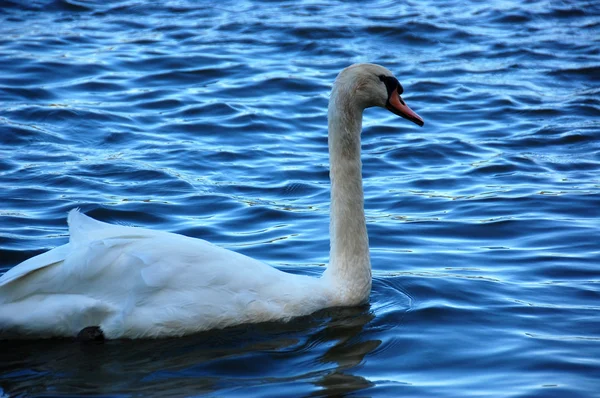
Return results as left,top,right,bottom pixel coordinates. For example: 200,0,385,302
386,87,424,127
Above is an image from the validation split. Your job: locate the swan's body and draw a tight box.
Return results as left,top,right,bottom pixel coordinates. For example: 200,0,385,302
0,64,423,339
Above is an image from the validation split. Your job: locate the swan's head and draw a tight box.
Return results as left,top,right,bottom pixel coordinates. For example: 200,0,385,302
334,63,424,127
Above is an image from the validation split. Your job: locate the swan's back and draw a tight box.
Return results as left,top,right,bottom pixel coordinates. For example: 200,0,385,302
0,210,328,338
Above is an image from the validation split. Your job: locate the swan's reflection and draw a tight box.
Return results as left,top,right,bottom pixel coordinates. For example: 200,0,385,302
309,306,380,396
0,306,379,397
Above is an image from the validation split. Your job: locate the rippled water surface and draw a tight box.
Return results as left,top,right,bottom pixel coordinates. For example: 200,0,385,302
1,0,599,396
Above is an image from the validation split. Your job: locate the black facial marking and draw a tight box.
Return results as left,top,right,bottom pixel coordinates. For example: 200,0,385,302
378,75,404,96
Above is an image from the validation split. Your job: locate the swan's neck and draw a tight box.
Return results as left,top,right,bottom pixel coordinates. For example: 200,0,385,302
322,90,371,305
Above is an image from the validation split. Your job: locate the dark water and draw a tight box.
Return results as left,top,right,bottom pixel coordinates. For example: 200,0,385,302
1,0,599,396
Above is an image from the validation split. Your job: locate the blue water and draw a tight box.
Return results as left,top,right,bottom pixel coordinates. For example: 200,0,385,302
1,0,599,396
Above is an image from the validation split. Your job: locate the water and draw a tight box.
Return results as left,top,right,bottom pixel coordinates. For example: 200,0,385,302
0,0,599,396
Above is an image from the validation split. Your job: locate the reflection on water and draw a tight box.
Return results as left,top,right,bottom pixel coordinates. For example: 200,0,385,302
0,307,378,397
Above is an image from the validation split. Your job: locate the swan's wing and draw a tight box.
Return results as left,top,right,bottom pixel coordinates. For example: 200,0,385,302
0,209,273,302
0,244,71,287
0,209,145,288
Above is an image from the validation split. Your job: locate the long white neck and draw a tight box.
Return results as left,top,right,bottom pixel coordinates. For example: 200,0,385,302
322,83,372,305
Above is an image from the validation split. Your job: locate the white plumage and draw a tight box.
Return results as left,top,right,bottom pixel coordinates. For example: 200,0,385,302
0,63,423,339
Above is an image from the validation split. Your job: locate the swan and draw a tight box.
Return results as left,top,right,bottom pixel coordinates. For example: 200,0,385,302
0,63,424,339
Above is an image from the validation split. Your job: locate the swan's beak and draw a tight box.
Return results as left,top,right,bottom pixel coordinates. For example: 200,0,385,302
386,88,424,127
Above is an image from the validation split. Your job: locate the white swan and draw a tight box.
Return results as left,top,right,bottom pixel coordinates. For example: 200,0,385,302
0,63,423,339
